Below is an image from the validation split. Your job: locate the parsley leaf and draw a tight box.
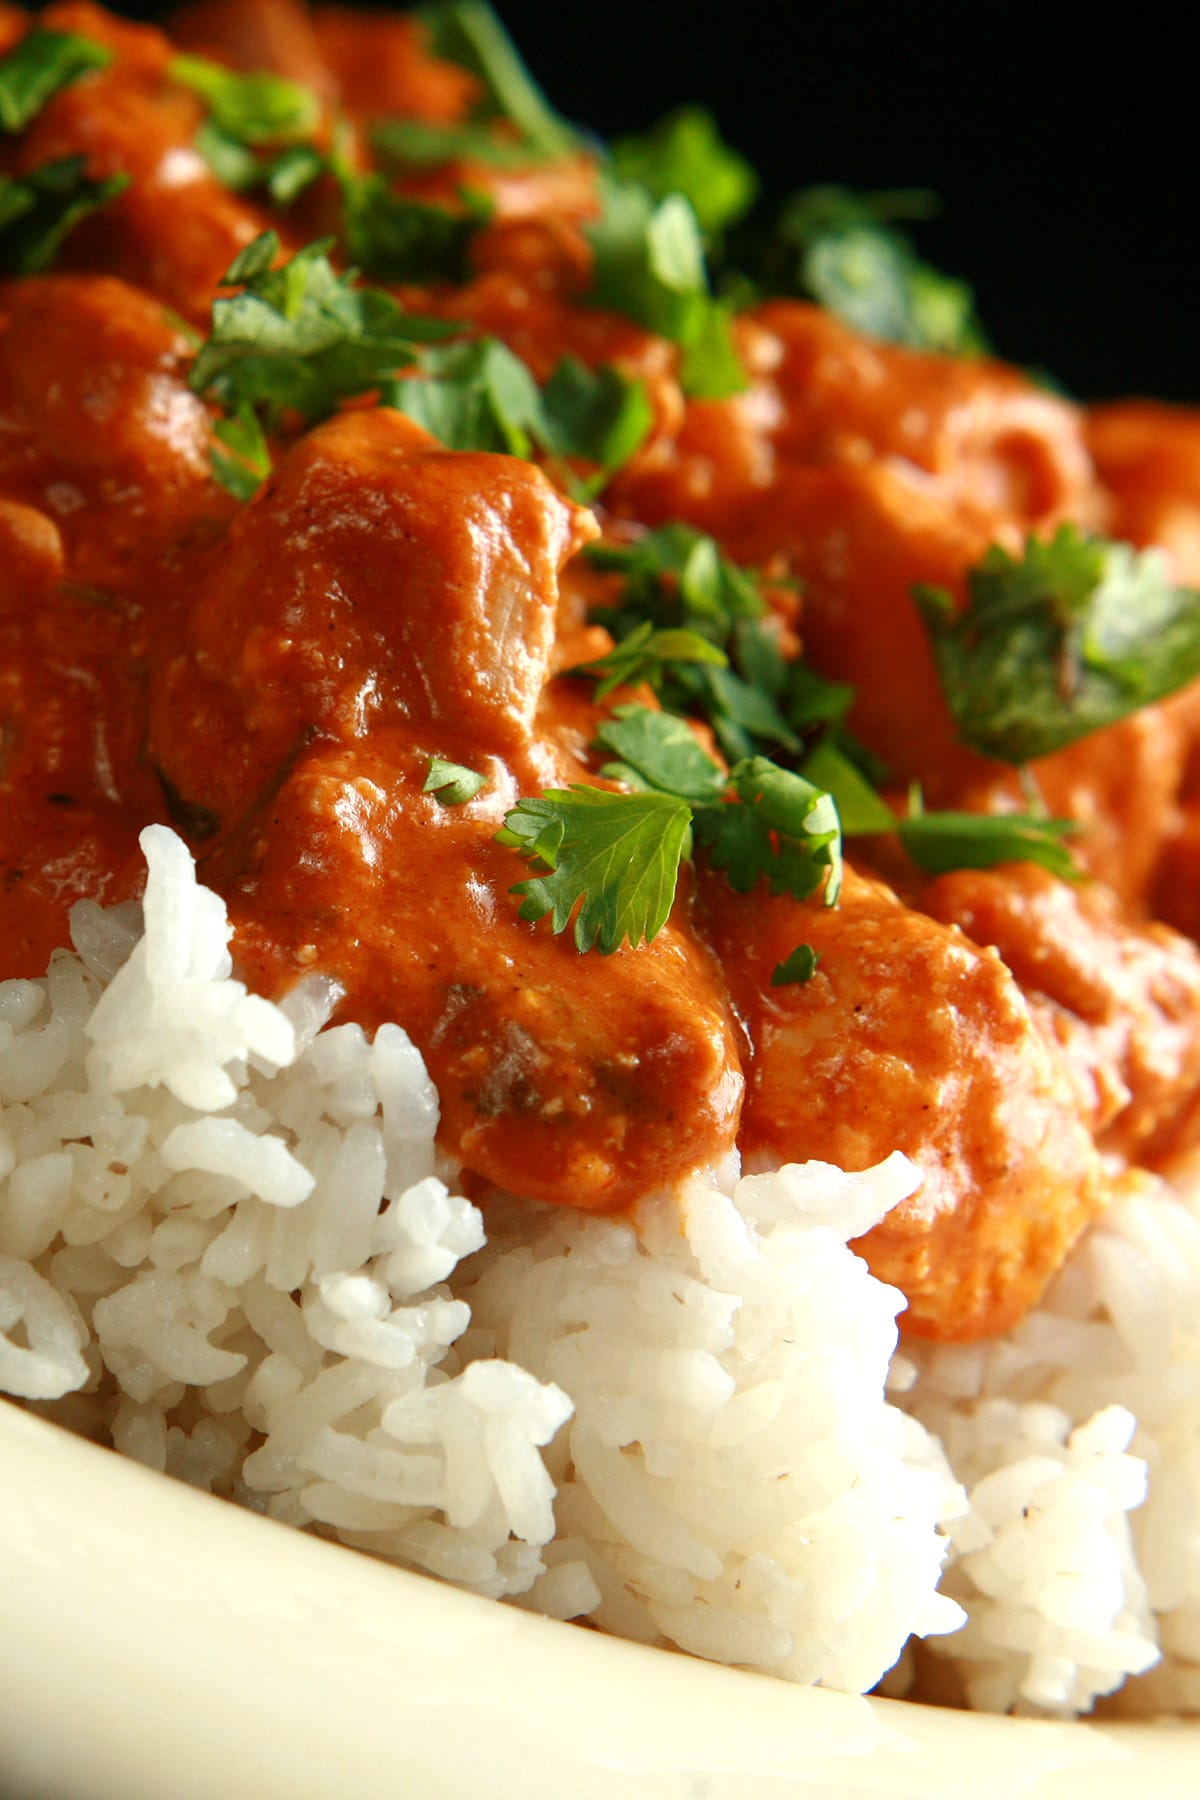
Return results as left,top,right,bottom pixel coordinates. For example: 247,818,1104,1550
209,407,272,501
423,755,487,804
771,944,819,986
803,738,1079,879
610,106,757,237
0,29,110,134
0,157,129,275
585,179,746,399
190,231,451,429
386,338,650,488
760,186,987,356
535,356,653,490
495,786,693,953
419,1,579,160
169,54,320,146
594,704,729,805
386,335,542,453
697,756,843,903
572,621,727,700
897,805,1078,879
338,172,492,282
371,116,540,171
914,524,1200,762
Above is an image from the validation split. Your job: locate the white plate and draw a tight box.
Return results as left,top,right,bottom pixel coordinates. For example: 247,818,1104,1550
1,1398,1196,1800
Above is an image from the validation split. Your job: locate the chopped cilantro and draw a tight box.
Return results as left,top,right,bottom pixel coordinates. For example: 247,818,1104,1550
0,157,129,275
0,29,110,134
915,524,1200,762
585,178,746,398
771,944,819,987
419,0,579,160
594,704,729,806
338,172,492,282
497,700,843,953
610,106,757,237
535,356,653,492
189,231,451,430
169,54,320,146
760,185,987,355
386,335,542,453
371,116,540,171
209,407,272,501
423,755,487,804
571,621,727,700
496,785,693,953
698,756,843,903
897,802,1078,879
385,338,651,488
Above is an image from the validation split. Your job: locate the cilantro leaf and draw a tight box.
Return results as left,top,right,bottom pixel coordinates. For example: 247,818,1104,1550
761,185,987,355
896,806,1078,879
0,29,110,135
585,179,746,399
190,231,452,429
419,1,579,160
914,524,1200,762
495,786,692,952
210,406,272,501
0,157,129,275
800,738,896,835
423,755,487,804
535,356,653,489
771,944,819,987
697,757,843,903
386,335,542,453
338,172,492,282
594,704,729,805
371,116,540,171
169,54,320,146
385,339,650,487
193,123,324,205
610,107,757,237
572,620,727,700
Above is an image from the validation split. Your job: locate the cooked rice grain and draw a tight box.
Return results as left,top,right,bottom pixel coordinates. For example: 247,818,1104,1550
3,825,1199,1716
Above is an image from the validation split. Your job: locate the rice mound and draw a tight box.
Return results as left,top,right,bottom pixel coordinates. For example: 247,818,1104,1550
2,825,1199,1715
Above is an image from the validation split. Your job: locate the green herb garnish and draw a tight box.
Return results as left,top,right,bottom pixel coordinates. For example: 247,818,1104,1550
610,106,757,238
585,178,746,399
496,785,693,953
760,185,987,356
338,172,492,282
423,755,488,804
419,0,579,160
386,337,651,491
371,116,541,171
170,54,320,146
0,29,110,134
0,157,129,275
915,524,1200,763
771,944,819,987
190,230,450,425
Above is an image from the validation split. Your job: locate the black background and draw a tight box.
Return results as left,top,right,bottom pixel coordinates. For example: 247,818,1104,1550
115,0,1197,402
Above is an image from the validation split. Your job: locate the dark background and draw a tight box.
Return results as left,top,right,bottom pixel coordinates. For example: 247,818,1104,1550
117,0,1197,402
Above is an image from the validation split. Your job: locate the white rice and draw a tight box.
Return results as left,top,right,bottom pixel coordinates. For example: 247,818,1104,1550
1,824,1198,1716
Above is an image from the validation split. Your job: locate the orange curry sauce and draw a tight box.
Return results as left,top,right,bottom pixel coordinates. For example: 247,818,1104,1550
3,1,1200,1342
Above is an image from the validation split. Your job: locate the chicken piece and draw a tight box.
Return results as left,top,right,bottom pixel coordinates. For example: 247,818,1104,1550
919,864,1200,1164
700,864,1106,1341
148,406,744,1211
150,406,598,824
1089,400,1200,586
0,274,220,587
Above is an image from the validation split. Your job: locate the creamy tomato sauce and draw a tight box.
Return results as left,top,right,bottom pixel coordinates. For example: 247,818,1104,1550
4,0,1200,1342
